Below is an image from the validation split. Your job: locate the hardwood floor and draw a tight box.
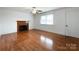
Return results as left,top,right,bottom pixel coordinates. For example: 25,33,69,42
0,29,79,51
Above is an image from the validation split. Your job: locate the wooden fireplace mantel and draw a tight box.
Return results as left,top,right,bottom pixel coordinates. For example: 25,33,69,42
17,21,29,32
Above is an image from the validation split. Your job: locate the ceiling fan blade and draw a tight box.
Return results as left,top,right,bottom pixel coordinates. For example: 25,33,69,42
37,10,42,13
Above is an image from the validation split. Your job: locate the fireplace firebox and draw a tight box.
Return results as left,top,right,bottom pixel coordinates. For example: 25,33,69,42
17,21,29,32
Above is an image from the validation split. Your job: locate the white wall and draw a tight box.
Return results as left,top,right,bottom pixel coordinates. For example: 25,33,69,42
34,8,79,38
34,8,66,35
0,24,1,36
0,8,34,35
0,8,3,35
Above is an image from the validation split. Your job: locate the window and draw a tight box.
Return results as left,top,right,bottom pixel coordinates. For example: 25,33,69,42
40,14,54,25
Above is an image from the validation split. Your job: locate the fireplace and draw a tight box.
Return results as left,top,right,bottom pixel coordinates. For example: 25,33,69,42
17,21,29,32
19,25,28,31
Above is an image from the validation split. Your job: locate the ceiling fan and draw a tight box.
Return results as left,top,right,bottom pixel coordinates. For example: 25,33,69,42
32,7,43,14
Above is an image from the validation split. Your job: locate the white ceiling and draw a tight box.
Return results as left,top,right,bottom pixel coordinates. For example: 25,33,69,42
1,7,61,13
25,7,60,12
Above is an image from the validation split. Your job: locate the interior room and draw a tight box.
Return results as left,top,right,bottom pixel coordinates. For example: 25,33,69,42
0,7,79,51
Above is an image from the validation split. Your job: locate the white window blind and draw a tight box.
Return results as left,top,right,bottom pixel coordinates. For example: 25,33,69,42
40,14,54,25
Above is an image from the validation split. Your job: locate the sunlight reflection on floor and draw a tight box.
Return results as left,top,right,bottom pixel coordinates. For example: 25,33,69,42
40,35,53,49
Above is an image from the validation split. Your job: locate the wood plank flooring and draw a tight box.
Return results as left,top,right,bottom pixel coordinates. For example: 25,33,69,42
0,29,79,51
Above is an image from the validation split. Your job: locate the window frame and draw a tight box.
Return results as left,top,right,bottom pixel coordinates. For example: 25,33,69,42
40,14,54,25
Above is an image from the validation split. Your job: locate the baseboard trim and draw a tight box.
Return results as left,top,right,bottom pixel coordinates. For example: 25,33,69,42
33,29,79,39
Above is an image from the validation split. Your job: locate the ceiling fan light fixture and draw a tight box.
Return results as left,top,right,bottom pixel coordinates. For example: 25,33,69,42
32,7,42,14
32,7,37,14
32,10,36,14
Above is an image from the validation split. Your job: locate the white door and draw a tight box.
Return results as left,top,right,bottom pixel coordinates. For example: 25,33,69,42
65,7,79,38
